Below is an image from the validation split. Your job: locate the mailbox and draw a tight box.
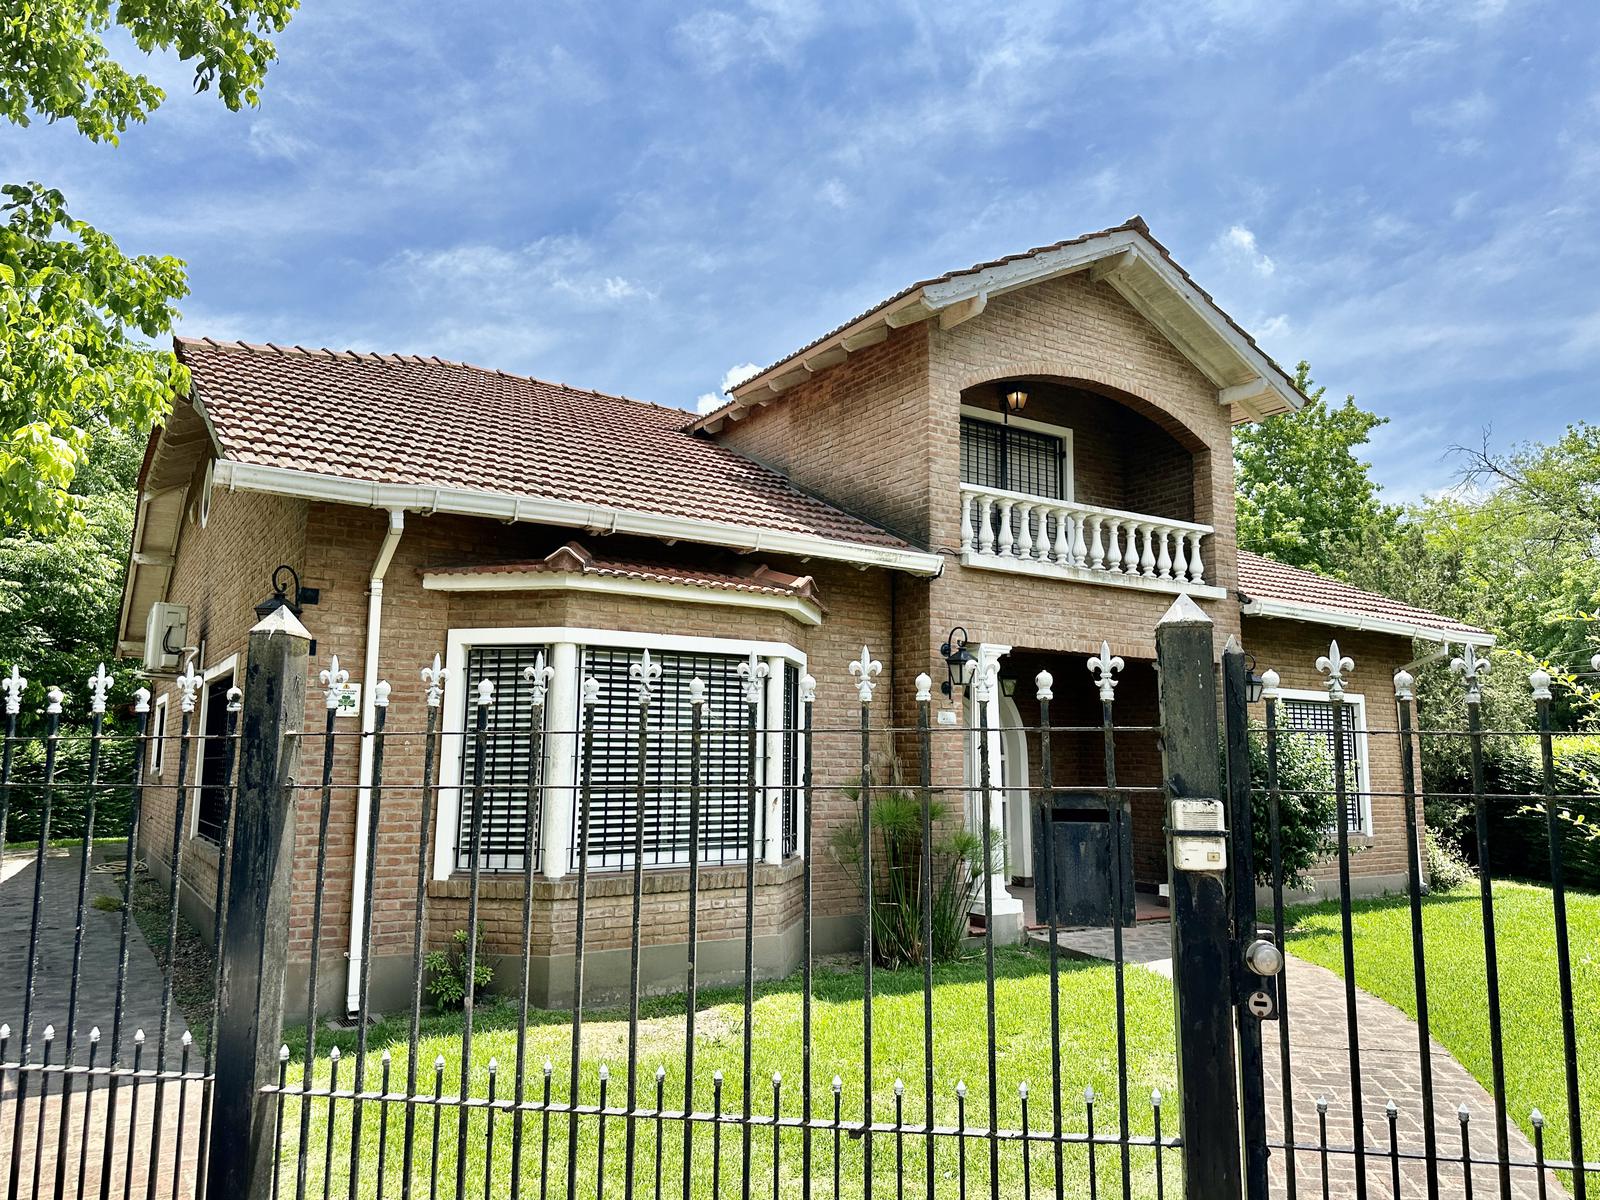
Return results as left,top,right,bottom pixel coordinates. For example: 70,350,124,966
1169,797,1227,873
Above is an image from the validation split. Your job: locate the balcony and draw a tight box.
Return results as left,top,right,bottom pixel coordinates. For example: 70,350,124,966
958,483,1227,598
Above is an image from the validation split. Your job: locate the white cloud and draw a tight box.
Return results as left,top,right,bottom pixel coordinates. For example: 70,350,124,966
1218,225,1276,277
672,0,824,76
696,361,761,413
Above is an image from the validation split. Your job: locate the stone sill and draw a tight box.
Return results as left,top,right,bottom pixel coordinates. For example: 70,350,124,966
959,551,1228,600
430,855,805,902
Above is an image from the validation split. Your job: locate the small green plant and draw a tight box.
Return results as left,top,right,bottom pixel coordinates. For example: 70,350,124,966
830,757,983,968
423,928,494,1010
1424,827,1476,892
91,893,123,913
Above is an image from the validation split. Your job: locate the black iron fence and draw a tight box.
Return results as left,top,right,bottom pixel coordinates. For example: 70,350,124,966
0,606,1595,1200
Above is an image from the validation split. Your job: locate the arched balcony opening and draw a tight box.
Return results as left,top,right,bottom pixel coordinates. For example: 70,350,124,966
955,377,1222,596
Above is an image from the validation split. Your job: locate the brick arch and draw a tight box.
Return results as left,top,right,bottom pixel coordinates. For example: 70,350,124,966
952,362,1211,454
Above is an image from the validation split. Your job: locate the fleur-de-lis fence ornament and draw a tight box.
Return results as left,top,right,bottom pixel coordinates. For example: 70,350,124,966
1393,670,1415,703
799,673,816,706
475,678,495,708
319,655,350,710
421,655,449,709
134,687,151,715
523,651,554,708
46,686,64,715
1261,668,1281,702
972,658,999,704
915,673,933,704
1529,668,1552,703
848,646,882,704
1088,641,1124,704
1449,644,1490,705
1315,640,1355,701
1034,670,1054,702
3,665,25,716
176,661,203,713
737,651,770,706
372,680,391,709
687,677,707,710
87,664,114,716
630,648,662,706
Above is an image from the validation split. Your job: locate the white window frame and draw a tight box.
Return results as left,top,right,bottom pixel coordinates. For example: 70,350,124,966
150,693,169,778
1274,687,1372,836
189,654,238,841
435,626,807,881
959,403,1076,502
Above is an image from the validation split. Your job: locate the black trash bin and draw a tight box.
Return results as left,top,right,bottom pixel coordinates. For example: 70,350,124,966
1031,792,1135,927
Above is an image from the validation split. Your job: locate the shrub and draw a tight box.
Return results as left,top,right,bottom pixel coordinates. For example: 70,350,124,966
423,928,494,1010
1479,734,1600,889
1424,827,1476,892
830,758,984,968
1238,715,1339,892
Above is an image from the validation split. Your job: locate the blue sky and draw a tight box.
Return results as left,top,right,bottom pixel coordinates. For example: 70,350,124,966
6,0,1598,499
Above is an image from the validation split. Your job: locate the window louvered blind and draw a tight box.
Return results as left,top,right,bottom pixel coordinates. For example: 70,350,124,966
1281,697,1366,833
782,662,800,857
574,647,762,872
456,644,548,872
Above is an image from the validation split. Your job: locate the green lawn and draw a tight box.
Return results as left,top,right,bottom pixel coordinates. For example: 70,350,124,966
1286,881,1600,1182
279,945,1179,1199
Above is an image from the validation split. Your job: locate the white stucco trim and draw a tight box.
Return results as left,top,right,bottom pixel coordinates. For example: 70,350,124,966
434,625,807,883
211,459,942,578
1240,597,1495,647
421,570,823,626
1273,686,1373,836
151,693,169,778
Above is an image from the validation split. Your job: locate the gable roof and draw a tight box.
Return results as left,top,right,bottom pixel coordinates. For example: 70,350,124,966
172,337,941,576
696,217,1302,433
1237,550,1493,647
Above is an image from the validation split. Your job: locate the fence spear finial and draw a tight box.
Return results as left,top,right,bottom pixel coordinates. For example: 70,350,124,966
523,651,554,707
421,654,449,708
736,650,769,705
848,646,881,703
1260,668,1280,701
631,648,663,706
1088,641,1124,703
176,660,203,713
1393,670,1415,702
319,655,350,709
87,663,113,715
1529,667,1552,702
1315,640,1354,700
46,686,64,715
1449,644,1489,705
1034,670,1053,702
1,665,21,716
799,672,816,705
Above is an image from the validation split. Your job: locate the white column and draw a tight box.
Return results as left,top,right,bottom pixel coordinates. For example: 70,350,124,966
762,655,785,865
538,642,581,880
968,643,1023,924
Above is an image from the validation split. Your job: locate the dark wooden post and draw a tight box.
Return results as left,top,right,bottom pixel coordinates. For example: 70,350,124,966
1155,595,1243,1200
205,605,311,1200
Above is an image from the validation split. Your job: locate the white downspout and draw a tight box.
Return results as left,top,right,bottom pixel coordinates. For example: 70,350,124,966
346,508,405,1015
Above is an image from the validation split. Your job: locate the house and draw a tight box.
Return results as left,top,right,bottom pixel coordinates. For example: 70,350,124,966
117,218,1491,1014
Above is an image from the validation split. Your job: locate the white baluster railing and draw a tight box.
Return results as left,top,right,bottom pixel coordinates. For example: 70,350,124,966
958,484,1215,589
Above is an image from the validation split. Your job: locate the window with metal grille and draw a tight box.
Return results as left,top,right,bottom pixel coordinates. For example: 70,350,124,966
195,674,233,843
1281,696,1368,834
781,662,800,857
455,644,548,872
959,416,1065,499
575,647,761,871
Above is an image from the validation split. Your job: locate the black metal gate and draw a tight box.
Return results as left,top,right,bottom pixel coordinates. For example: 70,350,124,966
2,602,1595,1198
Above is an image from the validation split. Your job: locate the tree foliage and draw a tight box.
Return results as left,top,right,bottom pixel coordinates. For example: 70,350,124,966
1233,361,1396,573
0,0,297,531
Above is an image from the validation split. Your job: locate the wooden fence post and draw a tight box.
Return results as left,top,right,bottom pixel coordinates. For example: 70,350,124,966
204,605,311,1200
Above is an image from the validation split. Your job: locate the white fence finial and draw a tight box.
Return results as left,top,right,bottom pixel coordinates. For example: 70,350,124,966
687,677,708,710
523,650,554,707
421,654,449,709
1260,668,1281,701
475,678,495,707
1088,641,1124,704
581,676,601,707
631,648,663,706
737,651,770,705
1592,652,1600,674
88,664,113,716
1315,640,1355,701
3,665,25,716
849,646,882,704
1393,670,1415,702
1529,668,1552,702
226,685,244,713
1450,644,1490,705
46,686,64,715
1034,670,1054,702
319,655,350,709
176,661,203,713
372,680,391,709
799,673,816,705
915,673,933,704
133,686,151,714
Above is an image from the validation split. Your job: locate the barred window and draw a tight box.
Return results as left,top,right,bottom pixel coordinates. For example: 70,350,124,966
781,662,801,857
1281,695,1369,834
195,673,234,843
455,644,549,872
960,416,1065,499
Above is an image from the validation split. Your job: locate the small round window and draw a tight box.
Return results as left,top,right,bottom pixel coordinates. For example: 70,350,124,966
196,458,214,528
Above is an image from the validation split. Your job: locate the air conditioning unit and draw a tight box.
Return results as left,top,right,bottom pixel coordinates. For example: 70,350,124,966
143,602,189,673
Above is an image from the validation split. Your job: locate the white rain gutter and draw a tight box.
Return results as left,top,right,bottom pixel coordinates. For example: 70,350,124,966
346,508,405,1015
1239,595,1495,648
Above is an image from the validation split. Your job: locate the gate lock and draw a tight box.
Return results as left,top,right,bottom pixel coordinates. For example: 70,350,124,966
1238,930,1282,1021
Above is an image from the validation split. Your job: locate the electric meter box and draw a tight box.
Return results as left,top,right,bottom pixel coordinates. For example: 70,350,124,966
1169,797,1227,872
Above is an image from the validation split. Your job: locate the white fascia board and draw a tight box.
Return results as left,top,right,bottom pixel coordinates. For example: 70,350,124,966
213,459,943,577
422,569,824,625
1239,596,1495,647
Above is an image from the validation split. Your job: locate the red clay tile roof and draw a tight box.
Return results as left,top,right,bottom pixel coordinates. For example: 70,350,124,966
702,216,1297,423
175,337,913,551
1237,550,1489,639
425,541,823,603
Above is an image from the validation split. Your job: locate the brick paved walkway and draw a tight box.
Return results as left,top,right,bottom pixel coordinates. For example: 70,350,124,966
0,844,201,1197
1035,923,1572,1199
